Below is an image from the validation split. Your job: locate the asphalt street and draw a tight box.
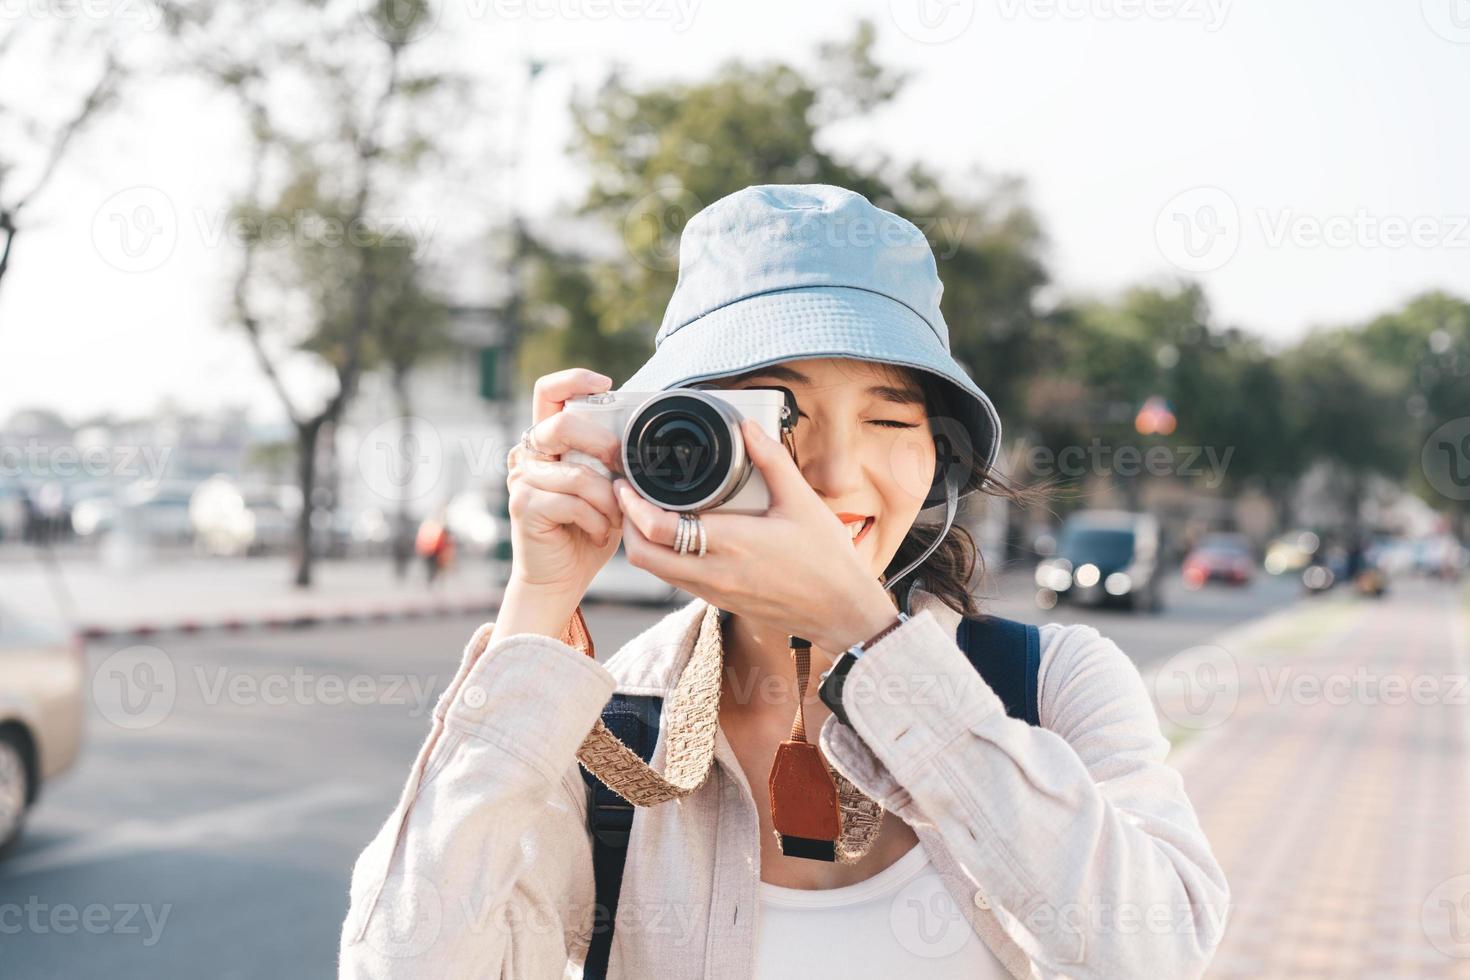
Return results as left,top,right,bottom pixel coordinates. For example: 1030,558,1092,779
0,568,1303,978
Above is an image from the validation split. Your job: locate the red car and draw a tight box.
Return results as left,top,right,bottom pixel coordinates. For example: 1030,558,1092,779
1182,533,1256,588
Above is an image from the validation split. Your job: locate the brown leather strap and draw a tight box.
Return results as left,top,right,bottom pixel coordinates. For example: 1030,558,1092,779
769,634,842,859
560,604,594,660
769,740,841,843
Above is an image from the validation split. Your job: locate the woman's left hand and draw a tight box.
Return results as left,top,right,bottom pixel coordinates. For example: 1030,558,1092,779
613,418,902,654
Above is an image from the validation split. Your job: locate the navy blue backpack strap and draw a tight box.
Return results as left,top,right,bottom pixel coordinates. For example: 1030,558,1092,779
955,613,1042,725
578,693,662,980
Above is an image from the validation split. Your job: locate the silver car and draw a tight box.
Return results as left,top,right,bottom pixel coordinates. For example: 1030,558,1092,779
0,605,84,855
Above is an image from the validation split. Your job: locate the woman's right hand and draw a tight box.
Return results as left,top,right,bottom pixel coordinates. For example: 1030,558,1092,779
504,368,626,601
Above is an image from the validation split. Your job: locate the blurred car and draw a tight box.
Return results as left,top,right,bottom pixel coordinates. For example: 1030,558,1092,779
1035,510,1164,612
1413,534,1467,581
1368,536,1417,577
1264,529,1320,575
0,482,28,543
0,604,83,856
1181,532,1255,588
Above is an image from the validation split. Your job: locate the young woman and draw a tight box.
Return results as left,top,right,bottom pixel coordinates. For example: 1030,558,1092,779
338,185,1229,979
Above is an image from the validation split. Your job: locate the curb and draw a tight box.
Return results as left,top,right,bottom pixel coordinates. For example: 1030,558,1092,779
74,593,506,643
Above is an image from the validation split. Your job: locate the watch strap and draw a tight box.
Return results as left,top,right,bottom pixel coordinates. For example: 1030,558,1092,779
820,611,910,726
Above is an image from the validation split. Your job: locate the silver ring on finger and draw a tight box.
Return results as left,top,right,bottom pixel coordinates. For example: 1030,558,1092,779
674,513,690,554
518,424,555,460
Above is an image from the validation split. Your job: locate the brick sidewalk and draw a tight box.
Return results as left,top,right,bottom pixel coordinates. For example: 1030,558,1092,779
1154,579,1470,978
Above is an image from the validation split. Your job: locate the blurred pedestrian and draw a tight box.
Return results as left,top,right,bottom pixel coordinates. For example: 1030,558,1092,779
415,515,453,587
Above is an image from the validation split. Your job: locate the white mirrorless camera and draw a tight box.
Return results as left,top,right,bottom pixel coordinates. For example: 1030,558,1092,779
562,386,794,515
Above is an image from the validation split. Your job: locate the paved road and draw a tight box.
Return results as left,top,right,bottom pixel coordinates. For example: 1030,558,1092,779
0,570,1306,978
974,565,1302,666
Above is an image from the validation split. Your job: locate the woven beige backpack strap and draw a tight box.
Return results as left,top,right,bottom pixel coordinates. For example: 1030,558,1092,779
573,602,724,807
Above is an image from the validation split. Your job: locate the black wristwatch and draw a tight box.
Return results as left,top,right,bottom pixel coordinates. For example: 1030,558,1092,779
818,612,910,726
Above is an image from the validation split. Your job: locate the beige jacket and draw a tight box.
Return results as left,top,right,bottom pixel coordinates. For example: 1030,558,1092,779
337,585,1230,979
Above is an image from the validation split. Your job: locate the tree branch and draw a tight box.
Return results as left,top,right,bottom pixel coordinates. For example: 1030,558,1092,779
230,87,305,430
317,40,404,426
11,49,121,218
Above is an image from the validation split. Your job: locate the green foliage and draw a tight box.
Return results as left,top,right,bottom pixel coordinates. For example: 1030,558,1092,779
521,19,1050,410
510,16,1462,531
1278,330,1410,481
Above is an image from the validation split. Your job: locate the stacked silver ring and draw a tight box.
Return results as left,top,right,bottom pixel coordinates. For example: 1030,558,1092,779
517,424,555,460
674,513,708,557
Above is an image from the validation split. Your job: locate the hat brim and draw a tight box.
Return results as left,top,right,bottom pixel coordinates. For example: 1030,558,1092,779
621,286,1002,507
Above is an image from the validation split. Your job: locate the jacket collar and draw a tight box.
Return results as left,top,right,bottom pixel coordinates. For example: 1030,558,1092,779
599,583,962,700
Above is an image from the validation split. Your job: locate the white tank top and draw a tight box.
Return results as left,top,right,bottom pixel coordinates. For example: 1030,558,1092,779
753,842,1010,978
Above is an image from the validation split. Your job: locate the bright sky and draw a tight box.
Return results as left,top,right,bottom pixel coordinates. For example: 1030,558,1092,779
3,0,1468,426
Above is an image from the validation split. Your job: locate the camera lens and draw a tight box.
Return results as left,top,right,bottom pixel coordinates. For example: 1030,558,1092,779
624,392,748,509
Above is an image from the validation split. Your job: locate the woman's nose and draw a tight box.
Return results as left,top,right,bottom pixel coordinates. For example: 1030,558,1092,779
795,423,867,499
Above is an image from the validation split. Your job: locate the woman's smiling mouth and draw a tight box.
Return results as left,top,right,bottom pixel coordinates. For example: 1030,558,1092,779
838,515,875,546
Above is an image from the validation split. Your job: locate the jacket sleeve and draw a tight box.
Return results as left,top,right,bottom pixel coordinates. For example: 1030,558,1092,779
338,621,616,979
818,608,1230,980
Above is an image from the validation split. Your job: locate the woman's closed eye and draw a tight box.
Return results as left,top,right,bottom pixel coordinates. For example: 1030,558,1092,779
794,410,920,429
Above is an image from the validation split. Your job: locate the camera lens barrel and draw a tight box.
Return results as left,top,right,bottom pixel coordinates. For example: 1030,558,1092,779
623,391,751,511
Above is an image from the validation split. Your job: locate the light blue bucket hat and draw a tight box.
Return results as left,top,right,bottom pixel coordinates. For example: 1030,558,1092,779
621,183,1003,510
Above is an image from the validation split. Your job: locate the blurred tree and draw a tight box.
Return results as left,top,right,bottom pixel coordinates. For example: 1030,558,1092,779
163,0,468,586
0,22,123,307
313,234,453,577
520,19,1048,414
900,168,1051,446
518,21,1051,564
1036,282,1302,524
1278,331,1409,536
1352,291,1470,537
